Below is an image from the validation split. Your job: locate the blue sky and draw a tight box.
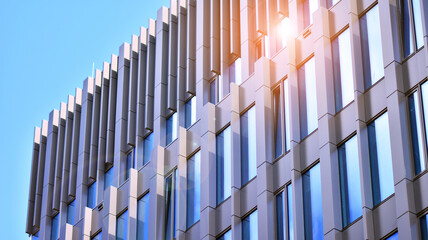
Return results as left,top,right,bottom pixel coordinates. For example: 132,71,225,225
0,0,169,238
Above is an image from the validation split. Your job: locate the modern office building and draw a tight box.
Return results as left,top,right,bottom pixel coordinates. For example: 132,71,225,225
25,0,428,239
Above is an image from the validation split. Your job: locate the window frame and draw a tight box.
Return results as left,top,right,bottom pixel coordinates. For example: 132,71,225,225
165,168,178,240
273,77,291,160
240,104,257,187
275,183,293,240
216,124,232,206
397,0,425,60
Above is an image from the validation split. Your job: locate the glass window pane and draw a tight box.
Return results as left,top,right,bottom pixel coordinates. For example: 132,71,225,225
401,0,415,57
87,181,96,209
137,192,150,240
274,87,283,158
287,184,294,240
242,210,258,240
67,200,75,225
32,231,39,240
420,83,428,171
368,113,394,205
327,0,339,8
230,58,243,85
217,126,232,205
92,232,102,240
409,91,425,174
185,97,196,128
360,5,384,88
303,163,323,240
333,29,354,111
276,192,285,240
386,232,399,240
143,133,153,165
116,210,128,240
284,80,291,151
338,135,362,227
412,0,424,49
219,75,224,100
299,57,318,139
217,230,232,240
51,214,59,240
166,113,177,145
241,106,257,186
210,79,217,104
104,166,114,190
303,0,318,28
165,173,174,240
126,150,135,180
421,214,428,240
187,151,201,228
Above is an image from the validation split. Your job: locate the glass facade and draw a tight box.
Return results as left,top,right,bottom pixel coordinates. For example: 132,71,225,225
409,83,428,175
217,230,232,240
185,96,197,128
421,214,428,240
399,0,424,58
116,210,128,240
217,126,232,205
299,57,318,139
276,184,293,240
303,163,323,240
302,0,318,28
166,112,178,145
241,106,257,186
338,135,362,227
332,28,354,112
126,150,135,181
137,192,150,240
242,210,258,240
230,58,242,85
368,112,394,205
67,200,75,225
165,170,178,240
87,181,96,209
104,166,114,190
274,79,291,158
187,151,201,228
360,5,384,89
143,133,153,165
51,214,59,240
274,87,283,158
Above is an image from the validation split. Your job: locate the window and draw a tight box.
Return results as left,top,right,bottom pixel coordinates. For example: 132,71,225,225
360,5,384,89
126,149,135,181
92,232,102,240
87,181,96,209
210,75,225,104
217,230,232,240
327,0,339,8
32,231,39,240
116,210,128,240
385,232,399,240
67,200,75,225
217,126,232,205
185,96,197,128
276,184,293,240
143,133,153,165
399,0,424,58
137,192,150,240
230,58,242,85
51,214,59,240
368,112,394,205
302,0,318,29
303,163,323,240
241,106,257,186
274,79,291,158
299,57,318,139
242,210,258,240
277,17,290,50
408,83,428,175
166,112,177,145
187,151,201,228
421,214,428,240
332,28,354,112
104,166,114,190
165,170,177,240
338,135,362,227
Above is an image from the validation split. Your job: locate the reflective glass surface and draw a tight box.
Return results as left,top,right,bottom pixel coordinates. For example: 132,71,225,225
327,0,339,8
299,57,318,139
332,28,354,111
217,126,231,205
185,97,197,128
274,87,283,158
210,79,217,104
126,150,135,180
230,58,242,85
32,231,39,240
284,80,291,151
137,192,150,240
87,181,96,209
51,214,59,240
92,232,102,240
421,214,428,240
165,171,176,240
217,230,232,240
242,210,258,240
277,192,285,240
338,135,362,227
241,106,257,186
386,232,399,240
116,210,128,240
401,0,414,57
412,0,424,49
303,163,323,240
143,133,153,165
67,200,75,225
187,151,201,228
287,184,294,240
104,166,113,190
368,113,394,205
409,90,426,174
166,113,177,145
303,0,318,28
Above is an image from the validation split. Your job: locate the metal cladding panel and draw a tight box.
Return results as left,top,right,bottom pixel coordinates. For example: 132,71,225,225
68,88,82,198
256,0,267,34
106,55,118,165
52,103,67,213
60,96,75,204
177,2,189,101
186,0,196,95
145,19,156,131
33,120,48,229
89,71,102,181
26,127,41,234
230,0,241,56
277,0,288,16
127,35,139,147
210,0,221,74
168,4,178,112
116,42,131,152
97,62,110,171
137,27,148,139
